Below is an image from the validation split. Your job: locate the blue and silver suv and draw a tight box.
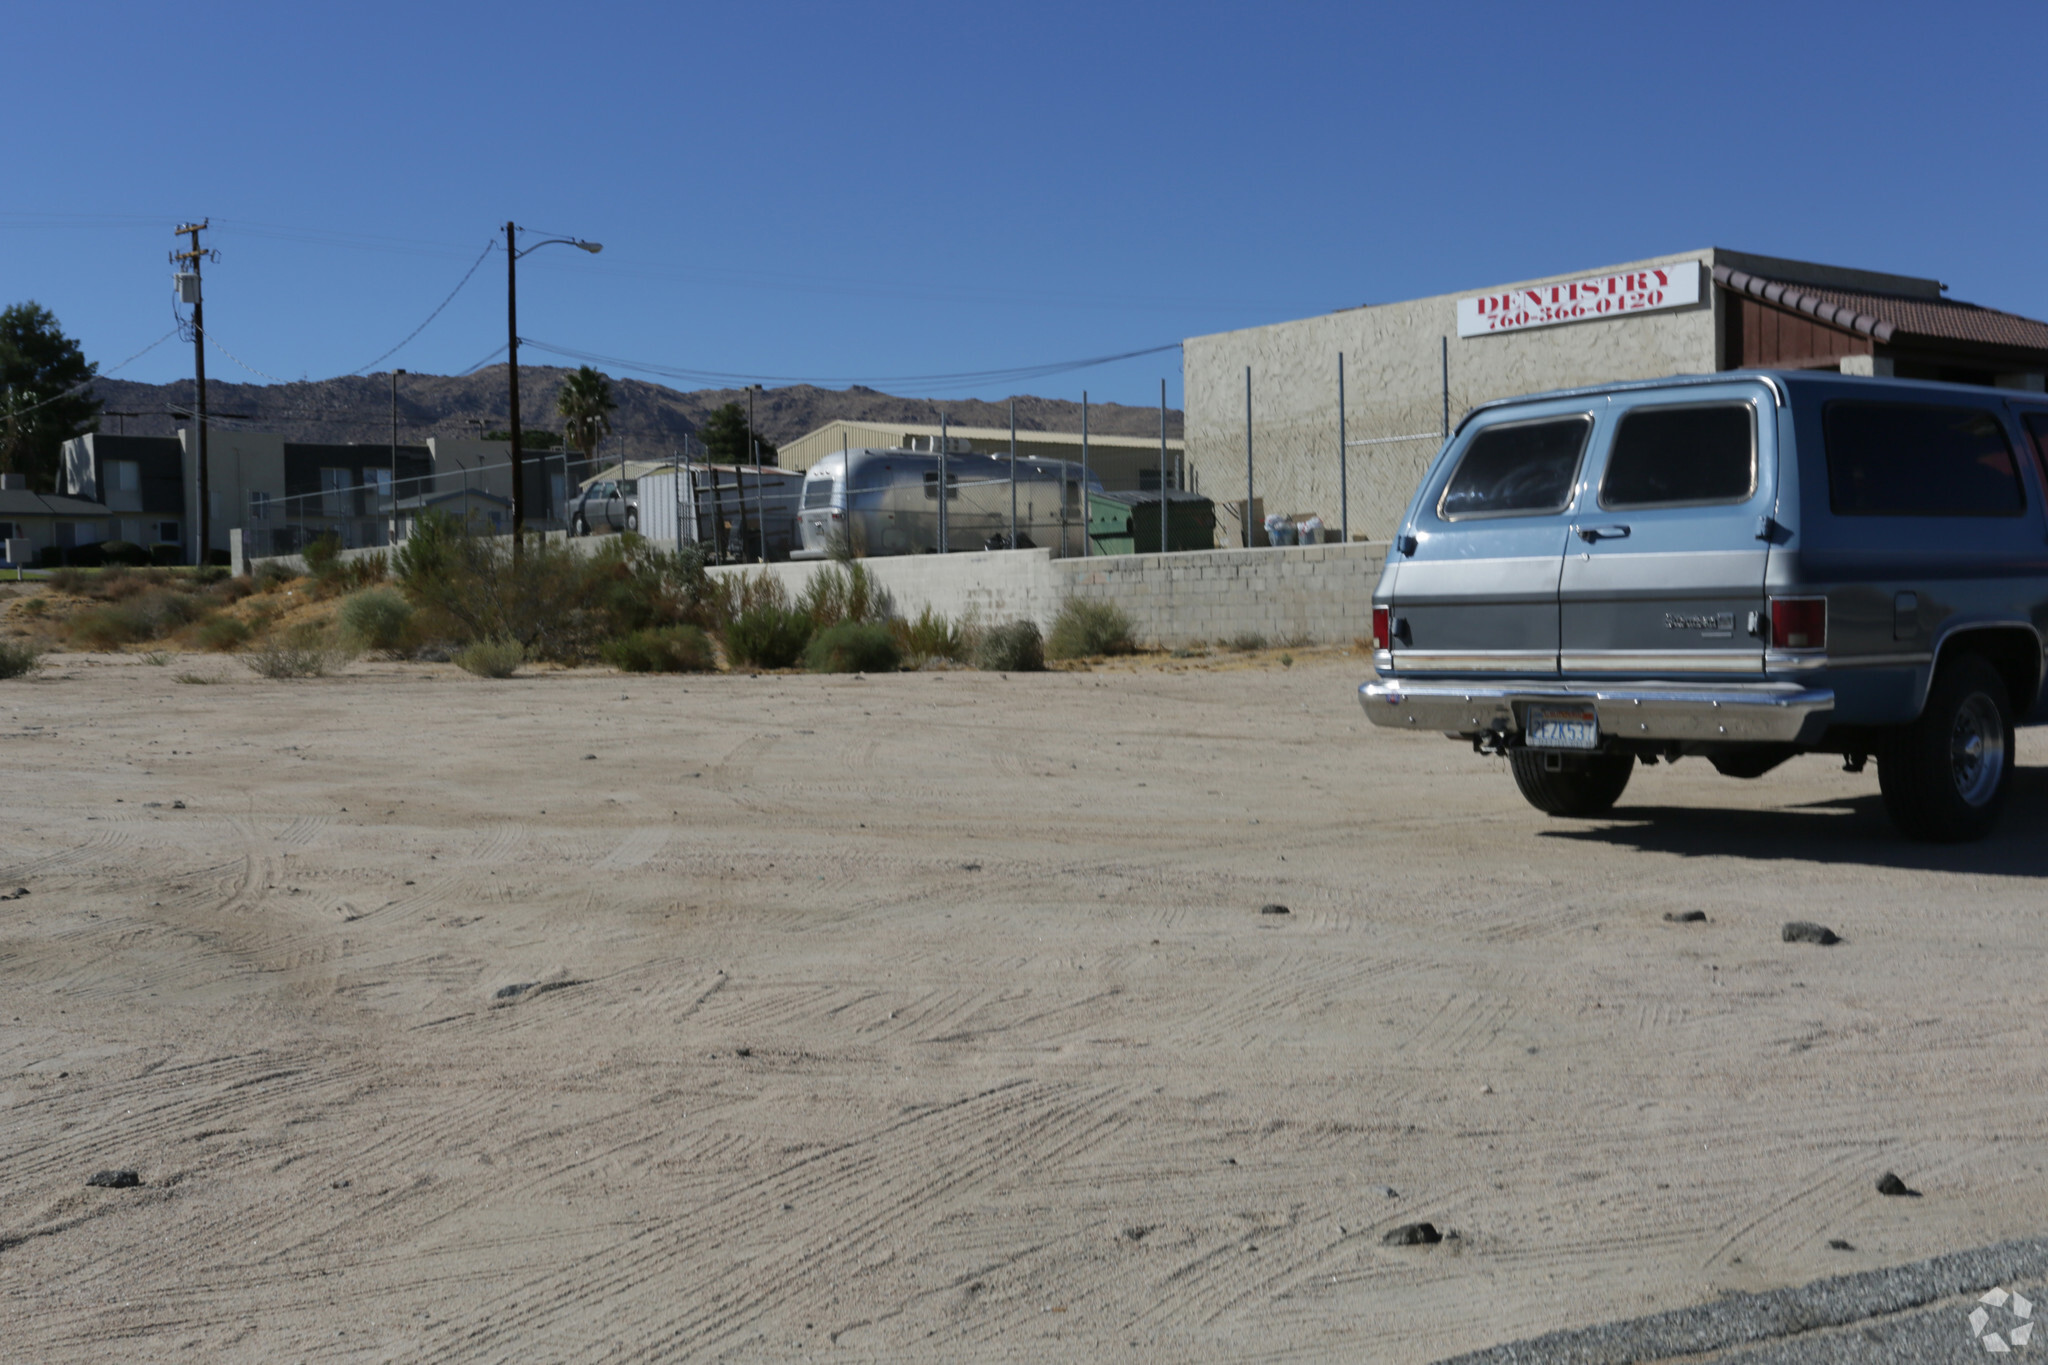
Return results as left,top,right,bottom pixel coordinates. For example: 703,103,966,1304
1361,369,2048,841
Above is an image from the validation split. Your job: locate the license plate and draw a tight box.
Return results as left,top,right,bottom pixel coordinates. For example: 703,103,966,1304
1526,705,1599,750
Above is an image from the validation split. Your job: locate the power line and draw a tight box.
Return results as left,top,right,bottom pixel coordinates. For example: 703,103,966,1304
1,326,181,422
346,240,495,374
515,338,1184,392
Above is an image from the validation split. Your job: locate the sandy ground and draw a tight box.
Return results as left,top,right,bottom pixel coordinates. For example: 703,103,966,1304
1,649,2045,1363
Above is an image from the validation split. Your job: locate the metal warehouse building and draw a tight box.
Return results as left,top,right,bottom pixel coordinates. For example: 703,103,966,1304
1180,249,2048,544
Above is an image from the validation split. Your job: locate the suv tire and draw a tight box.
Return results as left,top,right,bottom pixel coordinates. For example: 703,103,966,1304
625,508,639,534
1508,750,1634,817
571,514,588,538
1879,653,2014,842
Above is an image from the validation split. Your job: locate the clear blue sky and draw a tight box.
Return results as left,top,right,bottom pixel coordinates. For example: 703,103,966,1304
10,0,2046,410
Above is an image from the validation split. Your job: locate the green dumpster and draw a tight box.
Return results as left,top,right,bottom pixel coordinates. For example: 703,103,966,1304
1086,490,1216,555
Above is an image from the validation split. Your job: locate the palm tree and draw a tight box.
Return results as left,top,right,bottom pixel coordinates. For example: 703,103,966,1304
556,366,618,476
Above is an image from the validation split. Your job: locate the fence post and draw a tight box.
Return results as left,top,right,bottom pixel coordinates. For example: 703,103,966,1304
1338,352,1348,545
1244,366,1254,548
1080,392,1090,558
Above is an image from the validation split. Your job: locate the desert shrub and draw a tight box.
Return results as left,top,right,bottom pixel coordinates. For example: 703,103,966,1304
99,540,150,567
210,576,255,604
47,567,90,595
799,561,891,628
697,570,790,634
194,565,229,585
302,532,343,579
893,604,969,666
338,588,414,653
253,562,296,592
602,624,716,673
1225,631,1268,652
16,596,48,618
67,603,152,649
245,624,349,679
191,614,254,652
805,621,902,673
1047,598,1136,660
393,514,704,663
452,637,525,678
723,604,812,669
0,641,41,679
973,619,1044,672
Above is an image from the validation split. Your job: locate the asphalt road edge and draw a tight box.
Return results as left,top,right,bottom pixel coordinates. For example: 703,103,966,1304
1435,1235,2048,1364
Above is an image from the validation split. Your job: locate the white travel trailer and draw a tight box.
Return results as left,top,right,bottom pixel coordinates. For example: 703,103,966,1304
791,447,1101,560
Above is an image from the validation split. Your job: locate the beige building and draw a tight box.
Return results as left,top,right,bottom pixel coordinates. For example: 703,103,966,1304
1182,248,2048,544
779,419,1184,492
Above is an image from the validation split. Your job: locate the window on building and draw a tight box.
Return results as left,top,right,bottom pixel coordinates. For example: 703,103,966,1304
1438,415,1592,519
107,459,143,511
155,521,181,544
366,468,393,506
117,519,145,545
1825,402,2025,516
249,491,272,521
321,468,351,518
1600,403,1756,509
0,522,18,540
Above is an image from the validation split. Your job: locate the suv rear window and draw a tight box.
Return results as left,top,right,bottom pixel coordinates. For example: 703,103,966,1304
1437,415,1591,519
1825,402,2024,516
1600,403,1755,508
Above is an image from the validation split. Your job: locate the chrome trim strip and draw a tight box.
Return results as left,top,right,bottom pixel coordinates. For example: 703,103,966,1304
1560,650,1762,674
1393,650,1558,674
1359,677,1833,745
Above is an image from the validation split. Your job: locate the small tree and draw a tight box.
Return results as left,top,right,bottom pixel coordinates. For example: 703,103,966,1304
698,401,777,465
556,366,617,472
0,302,101,492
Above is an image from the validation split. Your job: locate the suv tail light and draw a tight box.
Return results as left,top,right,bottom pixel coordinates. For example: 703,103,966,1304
1372,605,1392,651
1770,596,1827,650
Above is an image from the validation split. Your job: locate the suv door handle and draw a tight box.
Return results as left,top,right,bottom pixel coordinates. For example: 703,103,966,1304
1573,524,1631,542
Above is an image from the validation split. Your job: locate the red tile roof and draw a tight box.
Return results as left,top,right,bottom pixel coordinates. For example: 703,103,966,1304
1714,264,2048,353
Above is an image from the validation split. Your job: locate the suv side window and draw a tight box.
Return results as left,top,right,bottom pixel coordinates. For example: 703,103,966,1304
2022,414,2048,479
1436,415,1592,520
1825,401,2025,516
1599,403,1755,509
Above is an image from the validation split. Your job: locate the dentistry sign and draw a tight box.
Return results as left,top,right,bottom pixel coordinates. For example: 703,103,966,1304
1457,260,1703,338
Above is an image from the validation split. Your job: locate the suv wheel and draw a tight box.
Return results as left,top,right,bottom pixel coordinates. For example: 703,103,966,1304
624,508,639,534
1508,750,1634,817
571,515,588,537
1878,654,2014,842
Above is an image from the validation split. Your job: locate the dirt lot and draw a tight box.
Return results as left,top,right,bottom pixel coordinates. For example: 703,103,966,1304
2,651,2045,1362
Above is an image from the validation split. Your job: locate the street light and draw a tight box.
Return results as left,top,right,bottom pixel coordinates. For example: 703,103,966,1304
505,222,601,539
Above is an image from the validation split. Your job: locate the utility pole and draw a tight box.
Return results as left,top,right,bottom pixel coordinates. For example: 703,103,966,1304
937,413,949,554
505,221,525,542
172,221,213,565
745,383,764,561
1008,399,1018,549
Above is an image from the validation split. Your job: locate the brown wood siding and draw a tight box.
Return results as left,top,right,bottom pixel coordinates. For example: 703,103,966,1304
1721,291,1873,370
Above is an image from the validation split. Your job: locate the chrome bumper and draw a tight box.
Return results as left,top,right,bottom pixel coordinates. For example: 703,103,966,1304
1358,677,1835,745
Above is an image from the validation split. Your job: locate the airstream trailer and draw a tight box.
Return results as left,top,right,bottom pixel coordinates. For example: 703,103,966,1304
792,447,1101,560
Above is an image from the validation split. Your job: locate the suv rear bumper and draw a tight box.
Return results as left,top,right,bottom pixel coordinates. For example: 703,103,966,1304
1358,678,1835,745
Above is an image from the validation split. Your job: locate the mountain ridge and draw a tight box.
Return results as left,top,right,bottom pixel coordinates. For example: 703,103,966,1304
88,366,1182,453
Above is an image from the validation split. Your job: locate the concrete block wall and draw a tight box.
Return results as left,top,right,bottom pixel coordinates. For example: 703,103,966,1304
708,540,1387,649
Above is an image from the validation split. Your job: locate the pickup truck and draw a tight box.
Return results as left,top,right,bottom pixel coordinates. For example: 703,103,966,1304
1360,369,2048,842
